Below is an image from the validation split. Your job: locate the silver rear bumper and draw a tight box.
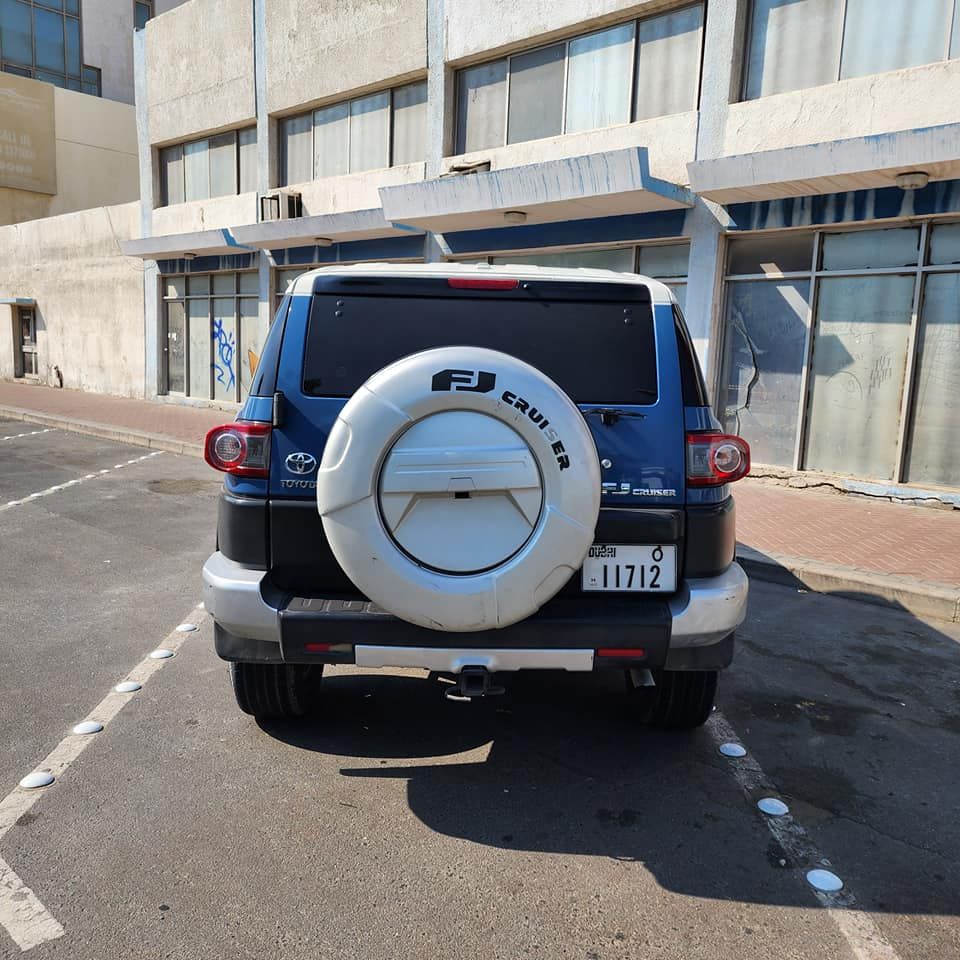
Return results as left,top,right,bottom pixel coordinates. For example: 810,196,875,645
668,563,749,647
202,552,748,665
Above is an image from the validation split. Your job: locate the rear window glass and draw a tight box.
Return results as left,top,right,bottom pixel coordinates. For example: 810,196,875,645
303,292,658,404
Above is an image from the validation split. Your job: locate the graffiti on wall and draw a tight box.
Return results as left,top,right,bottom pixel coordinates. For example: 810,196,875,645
212,318,235,391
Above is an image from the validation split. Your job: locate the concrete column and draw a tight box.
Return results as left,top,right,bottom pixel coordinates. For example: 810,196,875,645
253,0,272,321
682,200,728,376
424,0,449,262
682,0,745,386
133,27,159,399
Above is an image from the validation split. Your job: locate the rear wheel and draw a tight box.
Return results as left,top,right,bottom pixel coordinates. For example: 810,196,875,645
230,662,323,720
625,668,717,729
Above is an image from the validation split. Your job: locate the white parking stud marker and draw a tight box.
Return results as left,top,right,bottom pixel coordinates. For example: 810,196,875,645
718,742,746,758
707,714,902,960
0,602,205,954
18,772,54,790
72,721,103,735
807,869,844,892
149,649,175,660
176,623,198,633
757,797,789,817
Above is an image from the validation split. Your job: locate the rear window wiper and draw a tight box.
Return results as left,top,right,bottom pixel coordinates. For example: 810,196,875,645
581,405,650,426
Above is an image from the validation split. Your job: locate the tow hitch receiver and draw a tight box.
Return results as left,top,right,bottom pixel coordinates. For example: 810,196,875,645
443,666,505,701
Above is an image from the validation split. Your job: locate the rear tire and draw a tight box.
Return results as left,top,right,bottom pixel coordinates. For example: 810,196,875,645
230,662,323,720
625,668,717,729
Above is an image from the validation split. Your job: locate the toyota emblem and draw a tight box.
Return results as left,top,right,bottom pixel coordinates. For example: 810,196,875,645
285,452,317,475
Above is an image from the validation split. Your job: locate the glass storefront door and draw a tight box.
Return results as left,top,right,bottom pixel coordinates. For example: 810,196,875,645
17,307,38,379
161,272,263,402
721,221,960,489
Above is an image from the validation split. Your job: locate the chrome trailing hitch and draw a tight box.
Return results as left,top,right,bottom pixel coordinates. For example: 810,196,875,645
442,666,505,701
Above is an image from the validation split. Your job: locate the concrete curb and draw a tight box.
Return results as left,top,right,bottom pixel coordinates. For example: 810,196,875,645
737,544,960,624
0,404,204,460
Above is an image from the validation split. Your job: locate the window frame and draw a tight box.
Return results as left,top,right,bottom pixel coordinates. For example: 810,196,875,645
134,0,153,31
0,0,99,92
278,80,428,187
454,3,704,154
160,271,260,402
158,127,257,207
741,0,960,101
719,219,960,486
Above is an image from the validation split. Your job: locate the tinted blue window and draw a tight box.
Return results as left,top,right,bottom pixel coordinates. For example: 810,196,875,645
0,0,33,64
134,1,150,29
65,14,79,76
34,6,65,72
36,68,64,86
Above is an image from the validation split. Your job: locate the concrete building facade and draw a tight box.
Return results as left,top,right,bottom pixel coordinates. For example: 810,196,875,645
7,0,960,498
0,0,190,393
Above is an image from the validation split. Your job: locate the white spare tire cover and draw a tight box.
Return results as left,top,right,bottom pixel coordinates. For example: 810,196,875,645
316,346,600,632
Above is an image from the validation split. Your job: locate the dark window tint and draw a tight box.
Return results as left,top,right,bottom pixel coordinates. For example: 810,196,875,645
673,304,708,405
249,296,290,397
134,1,151,30
33,6,64,72
303,290,658,404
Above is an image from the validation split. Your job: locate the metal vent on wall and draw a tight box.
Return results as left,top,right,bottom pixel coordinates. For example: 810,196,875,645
259,191,303,222
440,160,491,178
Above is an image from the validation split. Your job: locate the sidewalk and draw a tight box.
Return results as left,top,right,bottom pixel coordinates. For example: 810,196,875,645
3,381,959,622
733,481,960,622
0,380,225,456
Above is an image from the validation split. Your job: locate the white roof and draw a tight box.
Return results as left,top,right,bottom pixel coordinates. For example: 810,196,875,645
287,261,675,305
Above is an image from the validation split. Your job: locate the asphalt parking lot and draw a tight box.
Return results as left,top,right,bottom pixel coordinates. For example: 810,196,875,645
0,419,958,959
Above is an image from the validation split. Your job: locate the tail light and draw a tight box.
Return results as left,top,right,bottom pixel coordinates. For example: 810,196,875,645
447,277,519,290
204,422,271,478
686,432,750,486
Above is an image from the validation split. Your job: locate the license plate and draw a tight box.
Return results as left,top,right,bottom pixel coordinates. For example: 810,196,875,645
581,544,677,592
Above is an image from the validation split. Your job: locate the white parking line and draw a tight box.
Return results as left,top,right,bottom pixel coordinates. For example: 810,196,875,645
0,605,205,952
0,858,64,951
707,712,901,960
0,451,164,513
0,429,52,442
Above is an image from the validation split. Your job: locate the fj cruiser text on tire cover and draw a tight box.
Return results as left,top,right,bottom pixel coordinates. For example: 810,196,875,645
202,263,750,727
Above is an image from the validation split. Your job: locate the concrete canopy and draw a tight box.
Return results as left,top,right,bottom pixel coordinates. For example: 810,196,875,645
378,147,694,233
231,208,421,250
119,228,251,259
688,123,960,204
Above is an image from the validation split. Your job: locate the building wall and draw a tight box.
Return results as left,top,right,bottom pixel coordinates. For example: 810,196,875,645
265,0,427,116
718,60,960,157
0,86,139,227
444,112,697,187
0,202,145,397
116,0,960,494
145,0,255,146
446,0,675,62
152,193,259,235
80,0,191,105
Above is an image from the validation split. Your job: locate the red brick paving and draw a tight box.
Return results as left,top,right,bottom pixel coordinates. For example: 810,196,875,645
734,480,960,588
0,381,226,446
3,381,959,589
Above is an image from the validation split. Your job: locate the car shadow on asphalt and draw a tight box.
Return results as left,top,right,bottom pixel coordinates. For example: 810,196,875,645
261,667,837,909
257,583,960,917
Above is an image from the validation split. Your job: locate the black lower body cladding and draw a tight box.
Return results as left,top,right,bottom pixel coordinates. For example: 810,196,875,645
218,495,736,594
